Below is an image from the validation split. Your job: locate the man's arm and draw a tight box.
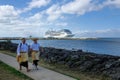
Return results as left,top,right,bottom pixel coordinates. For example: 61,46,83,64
17,44,20,56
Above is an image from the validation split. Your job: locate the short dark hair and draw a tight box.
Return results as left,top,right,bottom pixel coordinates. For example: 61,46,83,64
21,38,26,40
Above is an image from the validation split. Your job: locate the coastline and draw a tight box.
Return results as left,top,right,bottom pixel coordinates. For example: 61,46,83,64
0,37,99,40
0,40,120,80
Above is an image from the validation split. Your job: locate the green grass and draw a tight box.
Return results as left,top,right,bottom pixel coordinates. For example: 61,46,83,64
0,60,33,80
0,50,16,57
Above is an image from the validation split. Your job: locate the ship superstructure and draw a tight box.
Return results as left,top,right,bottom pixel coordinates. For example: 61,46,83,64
45,29,74,38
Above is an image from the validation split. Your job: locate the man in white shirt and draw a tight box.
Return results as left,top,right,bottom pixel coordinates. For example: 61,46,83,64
16,38,30,72
30,38,42,70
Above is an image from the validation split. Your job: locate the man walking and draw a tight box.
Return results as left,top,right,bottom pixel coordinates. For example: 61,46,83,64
16,38,30,72
30,38,42,70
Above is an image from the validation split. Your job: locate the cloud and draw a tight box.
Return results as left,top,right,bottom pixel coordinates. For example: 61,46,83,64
0,8,68,37
55,22,68,26
45,0,102,21
75,29,120,37
0,5,45,37
20,0,51,13
0,5,18,17
28,0,51,8
45,4,62,21
0,5,19,24
61,0,120,15
103,0,120,8
61,0,94,15
45,0,120,21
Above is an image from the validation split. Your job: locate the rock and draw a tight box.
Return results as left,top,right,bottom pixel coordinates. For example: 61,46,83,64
79,61,94,71
9,43,18,52
70,55,79,61
57,61,65,64
111,73,120,80
77,49,83,52
72,61,84,67
105,63,113,69
66,61,73,68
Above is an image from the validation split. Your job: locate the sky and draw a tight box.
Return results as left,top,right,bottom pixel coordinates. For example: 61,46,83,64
0,0,120,38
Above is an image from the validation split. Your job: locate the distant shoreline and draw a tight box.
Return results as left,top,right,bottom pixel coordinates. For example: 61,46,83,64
0,37,113,40
0,37,120,40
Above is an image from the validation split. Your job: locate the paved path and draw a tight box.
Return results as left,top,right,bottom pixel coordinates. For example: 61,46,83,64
0,53,76,80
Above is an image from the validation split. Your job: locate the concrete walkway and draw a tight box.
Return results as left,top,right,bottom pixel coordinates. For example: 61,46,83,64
0,53,76,80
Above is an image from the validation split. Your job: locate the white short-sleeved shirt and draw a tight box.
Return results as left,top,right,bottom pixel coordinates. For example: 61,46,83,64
30,43,40,51
17,43,28,55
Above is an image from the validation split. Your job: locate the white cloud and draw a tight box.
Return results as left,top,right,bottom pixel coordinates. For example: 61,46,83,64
26,13,43,25
103,0,120,8
45,0,102,21
55,22,68,26
28,0,51,8
46,5,62,21
61,0,120,15
0,10,68,37
0,5,19,24
0,5,18,17
21,0,51,13
0,5,45,37
75,29,120,37
61,0,93,15
45,0,120,21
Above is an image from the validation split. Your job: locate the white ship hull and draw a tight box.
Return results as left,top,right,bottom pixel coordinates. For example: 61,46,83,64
45,34,74,38
45,29,74,38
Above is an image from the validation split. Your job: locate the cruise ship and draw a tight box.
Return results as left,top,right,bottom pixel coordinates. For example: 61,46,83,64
45,29,74,38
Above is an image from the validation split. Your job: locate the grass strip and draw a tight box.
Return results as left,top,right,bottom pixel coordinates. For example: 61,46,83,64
0,60,33,80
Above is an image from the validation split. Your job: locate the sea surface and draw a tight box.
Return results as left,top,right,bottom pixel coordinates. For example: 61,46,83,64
11,38,120,56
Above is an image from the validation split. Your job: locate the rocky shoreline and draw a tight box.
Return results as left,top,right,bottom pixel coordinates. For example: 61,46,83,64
0,40,120,80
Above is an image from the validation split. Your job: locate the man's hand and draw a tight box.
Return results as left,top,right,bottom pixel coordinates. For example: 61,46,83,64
16,55,21,62
18,55,21,57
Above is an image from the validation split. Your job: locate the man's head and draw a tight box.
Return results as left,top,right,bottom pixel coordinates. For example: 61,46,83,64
21,38,26,43
32,38,38,43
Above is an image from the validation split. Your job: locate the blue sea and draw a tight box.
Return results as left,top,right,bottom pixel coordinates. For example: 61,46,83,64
11,38,120,56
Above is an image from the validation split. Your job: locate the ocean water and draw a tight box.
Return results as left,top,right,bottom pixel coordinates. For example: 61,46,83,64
11,38,120,56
